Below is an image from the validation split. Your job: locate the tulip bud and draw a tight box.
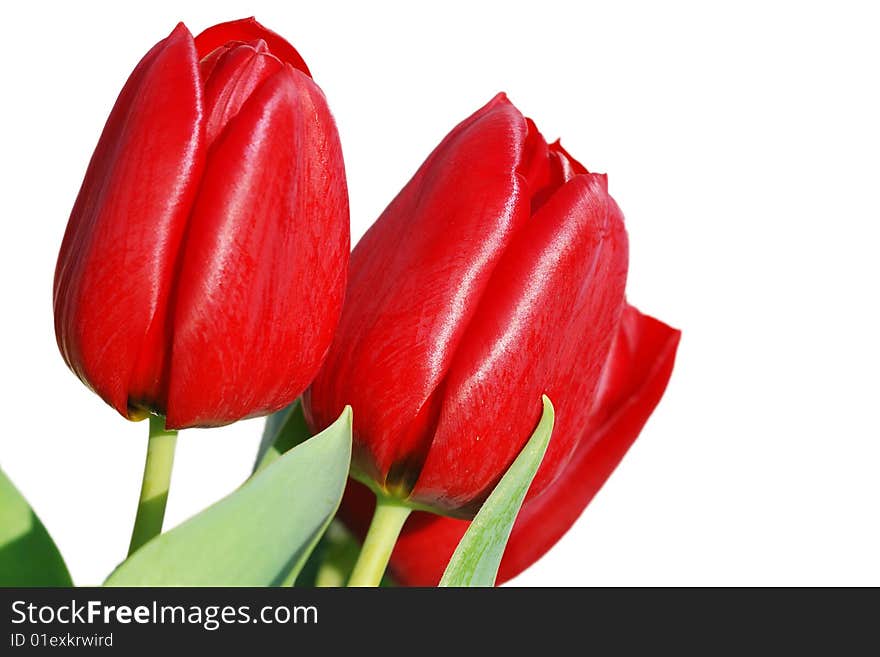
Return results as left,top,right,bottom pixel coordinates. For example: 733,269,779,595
339,305,681,585
54,19,349,428
304,94,633,517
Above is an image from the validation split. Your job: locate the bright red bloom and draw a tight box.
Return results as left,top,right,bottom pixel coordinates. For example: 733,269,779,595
53,18,349,429
304,94,635,516
339,305,681,584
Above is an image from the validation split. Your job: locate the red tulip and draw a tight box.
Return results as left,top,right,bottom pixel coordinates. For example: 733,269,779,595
53,18,349,429
339,304,681,585
305,94,633,516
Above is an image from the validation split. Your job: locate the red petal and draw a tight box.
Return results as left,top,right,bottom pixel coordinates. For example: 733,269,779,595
496,306,680,582
304,94,532,488
549,140,589,179
343,305,680,585
531,139,589,212
164,66,348,428
200,40,283,146
53,23,205,419
411,173,629,513
520,118,552,207
194,17,311,77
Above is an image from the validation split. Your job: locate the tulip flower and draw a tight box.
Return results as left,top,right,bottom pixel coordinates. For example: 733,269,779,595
53,18,349,555
303,94,678,585
53,18,349,430
338,304,681,585
305,94,630,518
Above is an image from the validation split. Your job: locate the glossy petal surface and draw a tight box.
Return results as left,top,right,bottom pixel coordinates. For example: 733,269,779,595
412,172,629,513
167,66,348,428
305,95,532,487
53,24,204,418
200,40,283,146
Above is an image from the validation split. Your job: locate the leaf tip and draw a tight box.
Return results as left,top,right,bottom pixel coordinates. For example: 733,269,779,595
341,405,353,427
539,394,555,433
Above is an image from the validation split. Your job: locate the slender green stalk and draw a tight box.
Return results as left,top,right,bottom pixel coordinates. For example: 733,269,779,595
313,522,362,587
315,560,348,588
347,496,411,587
127,415,178,556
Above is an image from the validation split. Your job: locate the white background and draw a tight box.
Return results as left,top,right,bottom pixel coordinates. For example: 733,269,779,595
1,1,878,586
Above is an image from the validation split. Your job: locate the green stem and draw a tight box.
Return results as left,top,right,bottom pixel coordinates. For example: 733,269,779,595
347,495,411,587
127,415,178,556
315,563,345,587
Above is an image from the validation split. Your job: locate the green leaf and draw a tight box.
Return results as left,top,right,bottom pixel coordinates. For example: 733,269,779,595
439,396,555,587
105,407,352,587
253,399,311,473
0,466,73,587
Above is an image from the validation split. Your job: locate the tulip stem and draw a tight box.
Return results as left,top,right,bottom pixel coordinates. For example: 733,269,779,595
347,496,411,587
127,415,178,556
